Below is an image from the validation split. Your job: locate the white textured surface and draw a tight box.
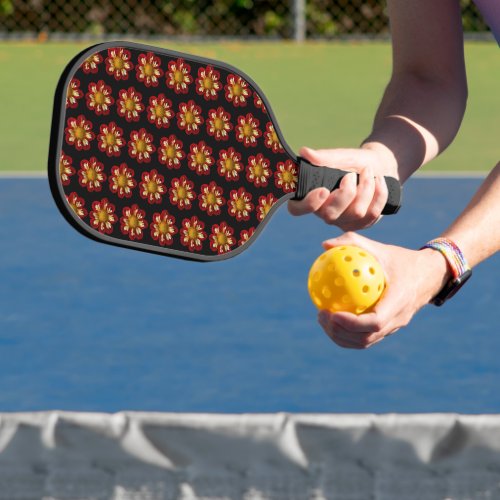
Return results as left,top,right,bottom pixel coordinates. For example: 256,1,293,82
1,412,500,499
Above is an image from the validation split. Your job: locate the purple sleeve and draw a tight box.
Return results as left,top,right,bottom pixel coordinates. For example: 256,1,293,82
473,0,500,45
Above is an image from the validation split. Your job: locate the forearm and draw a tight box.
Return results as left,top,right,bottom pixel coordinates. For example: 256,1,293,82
362,73,467,182
360,0,467,183
418,162,500,302
441,162,500,267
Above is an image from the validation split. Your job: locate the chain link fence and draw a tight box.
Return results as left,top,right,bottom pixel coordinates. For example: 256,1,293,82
0,0,491,40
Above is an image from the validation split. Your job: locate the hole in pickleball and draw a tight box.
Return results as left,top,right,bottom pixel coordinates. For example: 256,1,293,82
327,264,335,272
344,256,352,262
333,303,341,311
313,294,322,307
378,284,382,291
313,271,321,282
359,251,366,257
356,306,365,314
322,286,332,299
352,269,360,277
342,295,351,304
334,277,344,287
362,285,369,293
369,267,376,275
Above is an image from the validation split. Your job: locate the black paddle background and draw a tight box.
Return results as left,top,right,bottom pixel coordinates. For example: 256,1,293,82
59,46,295,257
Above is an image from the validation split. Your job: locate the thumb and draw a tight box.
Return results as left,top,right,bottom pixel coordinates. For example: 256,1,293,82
322,231,370,250
299,147,365,171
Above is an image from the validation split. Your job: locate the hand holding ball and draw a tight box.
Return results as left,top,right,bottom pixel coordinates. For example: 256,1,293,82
308,245,385,314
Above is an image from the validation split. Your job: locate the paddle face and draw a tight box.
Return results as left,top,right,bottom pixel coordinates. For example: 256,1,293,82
49,41,298,262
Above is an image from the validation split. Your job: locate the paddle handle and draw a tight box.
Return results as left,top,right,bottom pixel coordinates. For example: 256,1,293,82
293,157,402,215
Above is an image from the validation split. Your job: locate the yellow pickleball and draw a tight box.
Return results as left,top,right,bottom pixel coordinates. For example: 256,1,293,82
308,245,385,314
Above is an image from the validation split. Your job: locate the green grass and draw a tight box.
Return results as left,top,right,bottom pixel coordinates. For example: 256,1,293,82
0,40,497,172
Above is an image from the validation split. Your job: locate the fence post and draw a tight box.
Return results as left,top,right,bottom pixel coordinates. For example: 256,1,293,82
293,0,306,42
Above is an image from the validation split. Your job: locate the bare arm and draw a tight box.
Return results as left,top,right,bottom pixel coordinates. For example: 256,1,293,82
441,162,500,267
363,0,468,181
289,0,469,228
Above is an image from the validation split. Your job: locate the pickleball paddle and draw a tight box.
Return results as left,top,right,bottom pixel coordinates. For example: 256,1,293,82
48,41,401,261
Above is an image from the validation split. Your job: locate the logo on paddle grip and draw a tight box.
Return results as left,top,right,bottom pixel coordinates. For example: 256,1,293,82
294,157,401,215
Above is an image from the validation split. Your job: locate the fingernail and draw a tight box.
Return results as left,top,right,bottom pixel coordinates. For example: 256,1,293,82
318,188,329,201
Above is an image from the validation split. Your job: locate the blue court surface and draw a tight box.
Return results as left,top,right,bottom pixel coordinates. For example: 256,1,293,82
0,176,498,413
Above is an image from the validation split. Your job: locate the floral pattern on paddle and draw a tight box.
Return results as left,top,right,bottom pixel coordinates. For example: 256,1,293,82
58,45,295,257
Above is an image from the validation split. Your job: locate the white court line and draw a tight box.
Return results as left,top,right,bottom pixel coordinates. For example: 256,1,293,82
414,170,487,178
0,171,47,178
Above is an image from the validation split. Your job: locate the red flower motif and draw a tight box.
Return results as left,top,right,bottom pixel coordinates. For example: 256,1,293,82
66,78,83,108
274,160,298,193
257,193,278,222
264,122,284,153
180,216,206,252
166,58,193,94
81,53,102,74
65,115,94,150
217,147,243,181
224,74,250,107
188,141,214,176
253,92,267,112
195,65,222,100
246,154,271,187
120,204,148,241
238,227,256,247
169,175,196,210
206,107,232,141
128,128,155,163
176,100,203,135
98,122,125,157
78,157,106,192
228,188,253,222
105,48,133,80
236,113,261,147
147,94,174,129
109,163,136,199
86,80,114,115
158,135,185,169
151,210,178,247
117,87,144,122
59,152,75,186
66,192,87,219
198,181,225,216
139,169,166,204
90,198,117,234
210,222,235,255
136,51,163,87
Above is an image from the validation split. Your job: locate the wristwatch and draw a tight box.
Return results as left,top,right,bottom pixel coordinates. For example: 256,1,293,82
421,238,472,306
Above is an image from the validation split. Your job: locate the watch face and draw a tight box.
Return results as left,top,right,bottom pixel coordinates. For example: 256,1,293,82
432,269,472,306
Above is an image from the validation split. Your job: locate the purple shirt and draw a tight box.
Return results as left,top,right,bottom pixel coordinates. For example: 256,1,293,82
473,0,500,45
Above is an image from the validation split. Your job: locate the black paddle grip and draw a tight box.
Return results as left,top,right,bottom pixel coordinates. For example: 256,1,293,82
293,157,402,215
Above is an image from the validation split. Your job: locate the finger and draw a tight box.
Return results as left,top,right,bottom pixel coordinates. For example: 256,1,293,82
287,187,330,216
342,164,376,221
319,311,373,349
329,311,385,335
329,316,391,349
362,175,389,225
315,172,358,224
